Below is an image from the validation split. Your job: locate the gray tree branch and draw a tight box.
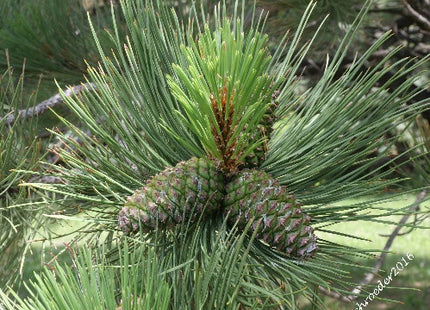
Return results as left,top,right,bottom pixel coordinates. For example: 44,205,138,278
2,82,96,127
402,0,430,30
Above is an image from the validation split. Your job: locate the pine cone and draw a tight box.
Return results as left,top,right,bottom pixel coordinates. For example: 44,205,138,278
118,157,224,234
224,169,317,259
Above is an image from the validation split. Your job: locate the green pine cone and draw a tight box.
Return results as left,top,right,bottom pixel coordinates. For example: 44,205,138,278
118,157,224,234
224,169,318,259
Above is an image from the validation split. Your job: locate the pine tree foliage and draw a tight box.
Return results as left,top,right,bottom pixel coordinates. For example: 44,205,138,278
0,0,121,84
265,37,428,204
259,0,430,91
4,0,430,308
0,64,45,289
259,0,365,42
0,244,171,310
1,220,308,309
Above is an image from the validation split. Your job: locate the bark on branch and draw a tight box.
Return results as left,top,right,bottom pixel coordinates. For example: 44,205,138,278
402,0,430,30
2,82,96,127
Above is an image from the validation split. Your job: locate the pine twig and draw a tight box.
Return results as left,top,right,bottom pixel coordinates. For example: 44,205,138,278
27,175,65,184
402,0,430,30
2,82,96,127
319,189,428,302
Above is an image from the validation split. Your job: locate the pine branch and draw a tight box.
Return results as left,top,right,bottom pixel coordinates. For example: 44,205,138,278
368,7,404,15
28,175,64,184
403,0,430,30
319,189,427,302
2,82,96,127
